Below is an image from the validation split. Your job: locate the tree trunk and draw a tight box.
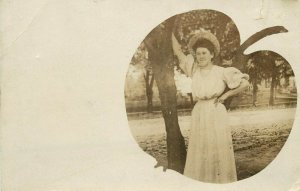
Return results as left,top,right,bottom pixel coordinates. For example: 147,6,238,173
252,78,258,106
145,71,154,113
269,71,276,106
152,57,186,173
146,88,153,113
144,17,187,173
188,93,194,108
284,76,290,89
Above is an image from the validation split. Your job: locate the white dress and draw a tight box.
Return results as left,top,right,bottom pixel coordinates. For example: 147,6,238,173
183,65,249,183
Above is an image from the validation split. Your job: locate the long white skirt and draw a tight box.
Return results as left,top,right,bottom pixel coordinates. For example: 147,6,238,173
184,99,237,183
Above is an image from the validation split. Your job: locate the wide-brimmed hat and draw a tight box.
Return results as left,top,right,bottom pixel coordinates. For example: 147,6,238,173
188,31,220,57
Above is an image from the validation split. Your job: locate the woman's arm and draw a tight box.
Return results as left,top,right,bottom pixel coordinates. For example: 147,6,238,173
172,33,185,62
216,79,250,104
172,33,193,76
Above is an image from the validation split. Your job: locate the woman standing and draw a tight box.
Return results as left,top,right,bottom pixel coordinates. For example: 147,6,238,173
172,31,249,183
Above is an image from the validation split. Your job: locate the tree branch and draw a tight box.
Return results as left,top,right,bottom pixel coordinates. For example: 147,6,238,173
238,26,288,54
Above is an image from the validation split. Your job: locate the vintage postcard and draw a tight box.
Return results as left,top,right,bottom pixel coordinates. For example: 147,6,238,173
1,0,300,190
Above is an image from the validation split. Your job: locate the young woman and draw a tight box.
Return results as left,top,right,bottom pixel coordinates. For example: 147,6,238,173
172,31,249,183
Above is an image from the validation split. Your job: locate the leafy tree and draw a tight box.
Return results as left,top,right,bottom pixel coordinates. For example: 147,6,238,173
246,51,294,106
245,57,263,106
130,43,155,112
266,52,294,105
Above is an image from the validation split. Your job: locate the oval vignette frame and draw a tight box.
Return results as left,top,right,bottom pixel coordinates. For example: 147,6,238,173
124,9,297,183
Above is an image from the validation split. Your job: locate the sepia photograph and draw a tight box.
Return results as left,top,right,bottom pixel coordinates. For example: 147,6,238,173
125,9,297,184
1,1,300,190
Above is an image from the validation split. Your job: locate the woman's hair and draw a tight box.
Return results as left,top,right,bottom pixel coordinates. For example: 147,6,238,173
192,39,215,55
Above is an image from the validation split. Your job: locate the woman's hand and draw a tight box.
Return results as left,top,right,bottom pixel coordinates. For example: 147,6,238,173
214,93,229,106
214,79,249,107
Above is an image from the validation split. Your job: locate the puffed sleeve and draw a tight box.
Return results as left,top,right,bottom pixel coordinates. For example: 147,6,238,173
223,67,249,89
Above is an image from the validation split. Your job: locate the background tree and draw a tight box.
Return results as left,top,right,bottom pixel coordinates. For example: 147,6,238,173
246,51,294,106
245,57,263,106
266,52,294,105
144,64,155,112
246,51,274,106
130,43,155,112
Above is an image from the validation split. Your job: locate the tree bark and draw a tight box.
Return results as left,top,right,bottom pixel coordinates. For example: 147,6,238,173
153,60,186,173
144,17,186,173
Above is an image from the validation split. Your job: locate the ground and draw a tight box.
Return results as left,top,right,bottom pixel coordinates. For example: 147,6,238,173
128,108,296,180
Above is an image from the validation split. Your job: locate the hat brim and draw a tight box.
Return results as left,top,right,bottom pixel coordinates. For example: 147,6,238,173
188,31,220,57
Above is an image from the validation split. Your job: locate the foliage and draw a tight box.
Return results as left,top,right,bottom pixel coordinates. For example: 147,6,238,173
173,10,240,60
246,51,294,87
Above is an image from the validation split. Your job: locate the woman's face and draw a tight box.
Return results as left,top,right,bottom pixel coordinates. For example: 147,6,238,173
195,47,214,67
